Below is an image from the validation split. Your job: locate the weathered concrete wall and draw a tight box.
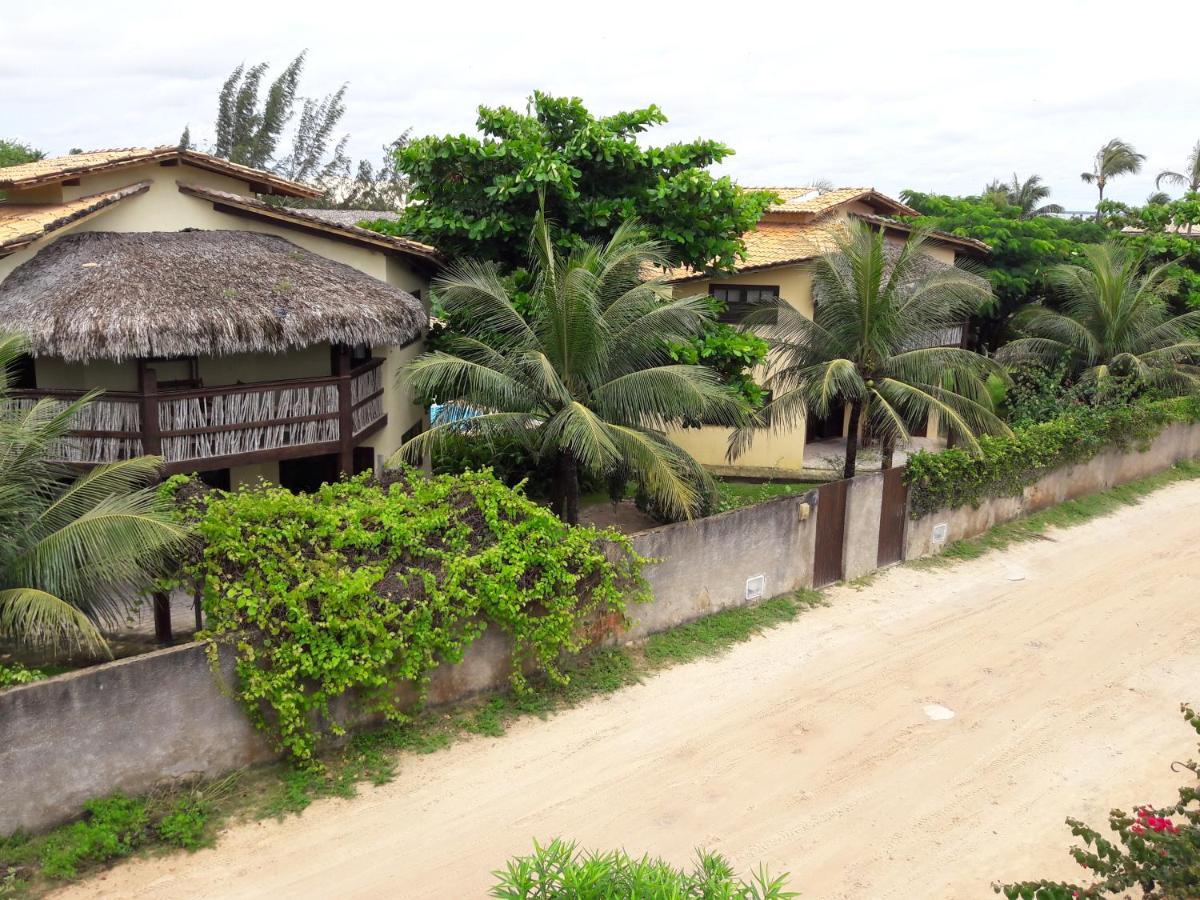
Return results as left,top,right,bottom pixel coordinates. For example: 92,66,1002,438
842,472,884,580
7,423,1199,835
906,422,1200,558
625,491,819,639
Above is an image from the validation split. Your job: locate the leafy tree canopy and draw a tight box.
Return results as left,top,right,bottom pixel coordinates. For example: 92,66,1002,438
368,92,774,274
1099,193,1200,309
0,139,43,168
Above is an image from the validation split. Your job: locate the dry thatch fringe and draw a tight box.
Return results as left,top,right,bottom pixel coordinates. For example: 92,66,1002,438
0,231,427,362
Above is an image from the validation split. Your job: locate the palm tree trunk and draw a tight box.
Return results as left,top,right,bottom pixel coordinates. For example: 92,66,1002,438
1096,181,1105,221
557,450,581,525
842,402,863,479
881,436,895,470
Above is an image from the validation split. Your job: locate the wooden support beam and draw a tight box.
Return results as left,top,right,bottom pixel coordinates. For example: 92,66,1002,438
138,363,161,455
335,346,354,475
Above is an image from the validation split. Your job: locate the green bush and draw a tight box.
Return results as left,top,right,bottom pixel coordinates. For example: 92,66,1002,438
155,798,211,851
491,838,795,899
0,662,46,687
171,468,647,762
905,396,1200,518
39,795,148,878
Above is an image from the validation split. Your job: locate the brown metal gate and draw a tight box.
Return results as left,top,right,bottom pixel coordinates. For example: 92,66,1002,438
813,479,849,587
877,465,908,567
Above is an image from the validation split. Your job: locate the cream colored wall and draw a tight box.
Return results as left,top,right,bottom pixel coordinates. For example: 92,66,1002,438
35,357,137,392
195,344,331,386
231,461,279,488
675,263,814,319
666,424,809,476
370,340,425,465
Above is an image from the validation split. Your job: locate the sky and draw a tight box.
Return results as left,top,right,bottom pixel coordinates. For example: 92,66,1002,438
3,0,1196,212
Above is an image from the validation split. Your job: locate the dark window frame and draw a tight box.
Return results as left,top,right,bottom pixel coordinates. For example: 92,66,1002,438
709,283,780,325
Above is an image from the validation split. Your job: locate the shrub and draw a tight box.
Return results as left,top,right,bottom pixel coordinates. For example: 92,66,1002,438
996,704,1200,899
155,798,212,851
171,468,647,762
491,838,795,899
0,662,46,688
38,795,148,878
905,397,1200,518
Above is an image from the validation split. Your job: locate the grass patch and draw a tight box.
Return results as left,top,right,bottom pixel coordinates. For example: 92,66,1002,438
0,589,826,898
912,459,1200,568
715,479,819,512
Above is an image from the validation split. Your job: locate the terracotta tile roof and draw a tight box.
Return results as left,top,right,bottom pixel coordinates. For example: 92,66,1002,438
177,182,444,266
0,181,151,255
658,212,991,284
852,212,992,257
756,186,918,218
0,147,320,199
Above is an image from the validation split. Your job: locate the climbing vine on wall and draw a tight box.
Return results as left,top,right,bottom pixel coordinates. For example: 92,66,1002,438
164,469,647,763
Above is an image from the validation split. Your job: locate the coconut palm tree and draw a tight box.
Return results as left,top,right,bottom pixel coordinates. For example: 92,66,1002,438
984,173,1064,218
1081,139,1145,218
999,243,1200,392
731,220,1009,478
395,213,750,524
0,334,189,653
1155,140,1200,195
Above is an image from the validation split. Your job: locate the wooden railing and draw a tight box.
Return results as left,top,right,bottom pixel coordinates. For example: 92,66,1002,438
8,357,388,473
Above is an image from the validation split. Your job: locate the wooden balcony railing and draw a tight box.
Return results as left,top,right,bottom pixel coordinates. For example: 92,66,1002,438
8,357,388,474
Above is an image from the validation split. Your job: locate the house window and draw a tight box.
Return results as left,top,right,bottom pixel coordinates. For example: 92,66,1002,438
350,343,372,366
710,284,779,324
10,354,36,389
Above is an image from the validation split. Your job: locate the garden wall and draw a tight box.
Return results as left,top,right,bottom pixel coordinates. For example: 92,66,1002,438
905,422,1200,558
5,423,1200,834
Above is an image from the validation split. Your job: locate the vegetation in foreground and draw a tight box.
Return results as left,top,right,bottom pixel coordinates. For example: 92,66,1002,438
0,334,188,653
0,591,821,898
996,704,1200,900
491,838,794,899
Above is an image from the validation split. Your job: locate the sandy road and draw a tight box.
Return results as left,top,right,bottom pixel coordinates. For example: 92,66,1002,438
63,480,1200,899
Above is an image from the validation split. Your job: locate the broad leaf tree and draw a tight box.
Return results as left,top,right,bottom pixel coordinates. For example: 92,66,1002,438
0,335,188,653
395,213,750,524
733,220,1008,478
368,92,773,274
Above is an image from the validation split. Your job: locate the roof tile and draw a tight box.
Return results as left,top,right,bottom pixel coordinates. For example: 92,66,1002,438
0,181,151,254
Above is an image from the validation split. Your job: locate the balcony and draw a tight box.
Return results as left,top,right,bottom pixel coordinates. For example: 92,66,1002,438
9,357,387,474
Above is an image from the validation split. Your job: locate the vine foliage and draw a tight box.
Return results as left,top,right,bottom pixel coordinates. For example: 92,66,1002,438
164,469,647,762
905,396,1200,518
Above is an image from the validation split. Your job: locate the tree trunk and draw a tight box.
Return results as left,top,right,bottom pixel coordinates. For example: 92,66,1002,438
1096,180,1105,221
842,402,863,479
881,436,895,471
557,450,580,525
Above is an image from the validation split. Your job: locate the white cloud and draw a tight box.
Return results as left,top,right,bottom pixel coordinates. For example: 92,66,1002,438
3,0,1196,210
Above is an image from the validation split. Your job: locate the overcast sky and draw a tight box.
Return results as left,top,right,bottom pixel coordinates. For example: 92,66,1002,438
3,0,1196,211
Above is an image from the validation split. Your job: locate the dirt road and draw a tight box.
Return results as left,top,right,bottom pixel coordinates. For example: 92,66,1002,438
64,480,1200,899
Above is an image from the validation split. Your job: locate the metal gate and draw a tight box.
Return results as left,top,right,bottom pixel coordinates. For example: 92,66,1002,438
813,478,849,587
877,466,908,567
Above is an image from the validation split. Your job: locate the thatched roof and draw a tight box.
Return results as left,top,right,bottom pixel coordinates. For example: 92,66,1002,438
0,230,427,361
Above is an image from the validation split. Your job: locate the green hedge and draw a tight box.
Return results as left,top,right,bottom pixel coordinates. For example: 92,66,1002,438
905,396,1200,518
165,468,647,763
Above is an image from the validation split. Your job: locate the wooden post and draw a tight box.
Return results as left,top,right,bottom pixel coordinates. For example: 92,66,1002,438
152,591,172,643
335,346,354,475
138,363,161,456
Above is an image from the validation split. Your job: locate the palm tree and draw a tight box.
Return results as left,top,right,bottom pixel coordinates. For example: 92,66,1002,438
1081,139,1145,218
999,243,1200,392
1146,191,1172,207
395,214,750,524
984,173,1064,218
1154,140,1200,195
0,334,189,653
731,220,1009,478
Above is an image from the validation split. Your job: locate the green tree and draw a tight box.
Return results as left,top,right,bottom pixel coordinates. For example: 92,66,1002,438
1000,242,1200,392
1155,139,1200,195
0,139,43,168
1099,195,1200,306
337,133,412,212
899,191,1107,348
395,212,749,524
1081,138,1145,218
0,335,188,652
369,92,773,274
734,220,1008,478
208,51,349,197
983,173,1064,218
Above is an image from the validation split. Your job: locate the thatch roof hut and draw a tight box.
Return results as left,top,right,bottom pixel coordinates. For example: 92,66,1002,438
0,230,427,362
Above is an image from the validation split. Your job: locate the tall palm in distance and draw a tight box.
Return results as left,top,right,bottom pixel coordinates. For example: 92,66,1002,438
983,173,1064,218
0,334,189,654
999,243,1200,392
1155,140,1200,195
396,212,750,524
1081,139,1145,219
731,220,1009,478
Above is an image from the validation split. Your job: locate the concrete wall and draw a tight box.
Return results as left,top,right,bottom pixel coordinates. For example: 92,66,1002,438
5,423,1199,835
905,422,1200,558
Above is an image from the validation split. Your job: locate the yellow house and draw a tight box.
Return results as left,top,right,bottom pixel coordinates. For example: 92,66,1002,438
661,186,991,478
0,146,442,491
